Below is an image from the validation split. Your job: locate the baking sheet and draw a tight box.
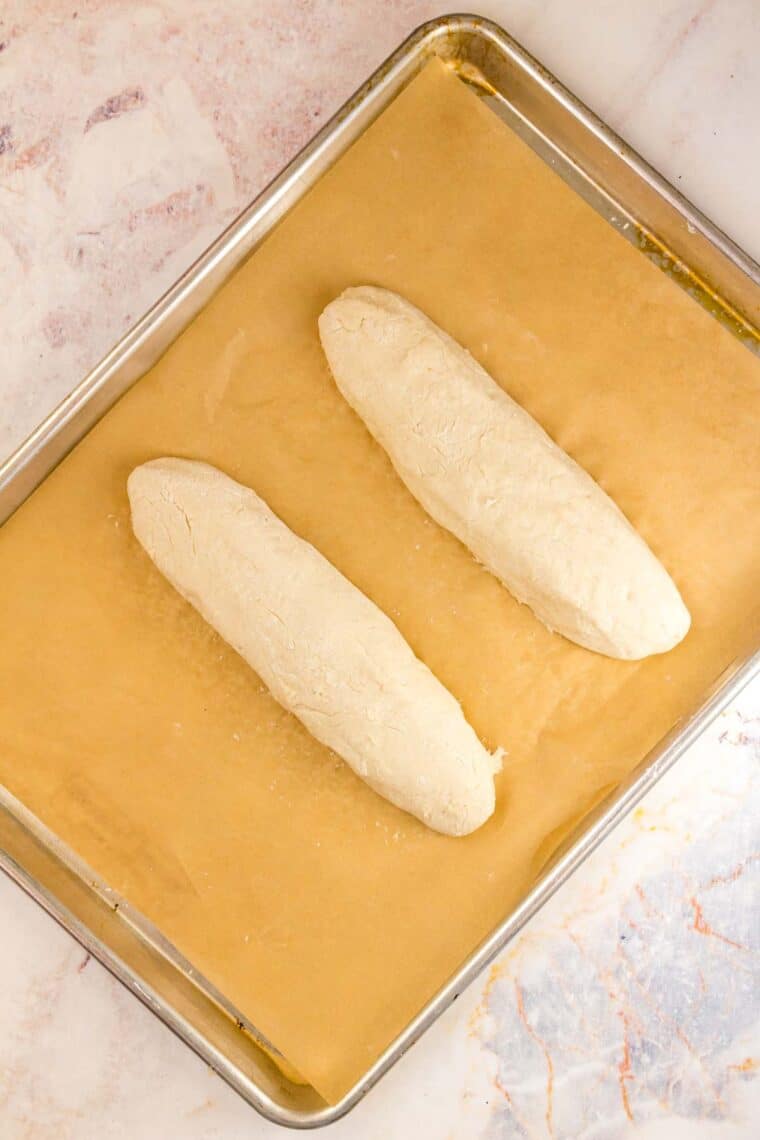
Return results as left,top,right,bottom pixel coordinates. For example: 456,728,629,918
1,59,758,1104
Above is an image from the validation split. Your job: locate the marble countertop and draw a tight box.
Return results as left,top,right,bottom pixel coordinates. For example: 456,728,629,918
1,3,758,1138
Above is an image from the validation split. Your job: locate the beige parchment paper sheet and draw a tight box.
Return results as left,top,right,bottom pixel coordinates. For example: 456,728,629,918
1,61,758,1102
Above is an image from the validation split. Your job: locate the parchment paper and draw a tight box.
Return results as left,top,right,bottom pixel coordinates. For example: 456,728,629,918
1,61,758,1102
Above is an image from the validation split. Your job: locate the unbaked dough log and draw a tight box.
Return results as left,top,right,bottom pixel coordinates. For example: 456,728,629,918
128,459,500,836
319,287,690,660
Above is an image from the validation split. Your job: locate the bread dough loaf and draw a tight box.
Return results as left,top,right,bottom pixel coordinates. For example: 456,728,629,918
128,459,500,836
319,287,691,660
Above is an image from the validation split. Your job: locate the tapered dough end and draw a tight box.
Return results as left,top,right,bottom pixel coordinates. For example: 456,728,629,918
602,579,691,661
425,759,498,837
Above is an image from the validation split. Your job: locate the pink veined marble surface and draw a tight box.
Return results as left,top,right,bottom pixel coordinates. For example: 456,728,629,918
1,3,758,1138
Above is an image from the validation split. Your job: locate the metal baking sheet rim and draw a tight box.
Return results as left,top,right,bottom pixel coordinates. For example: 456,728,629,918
1,14,758,1130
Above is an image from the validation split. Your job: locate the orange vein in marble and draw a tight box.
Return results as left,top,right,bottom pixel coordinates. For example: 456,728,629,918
689,897,747,951
706,853,759,890
633,882,665,919
514,981,555,1138
616,1010,635,1122
616,942,724,1110
467,961,506,1036
727,1057,757,1073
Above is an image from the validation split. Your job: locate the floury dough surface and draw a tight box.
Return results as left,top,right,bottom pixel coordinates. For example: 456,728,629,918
0,61,758,1103
128,458,500,836
319,286,691,660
